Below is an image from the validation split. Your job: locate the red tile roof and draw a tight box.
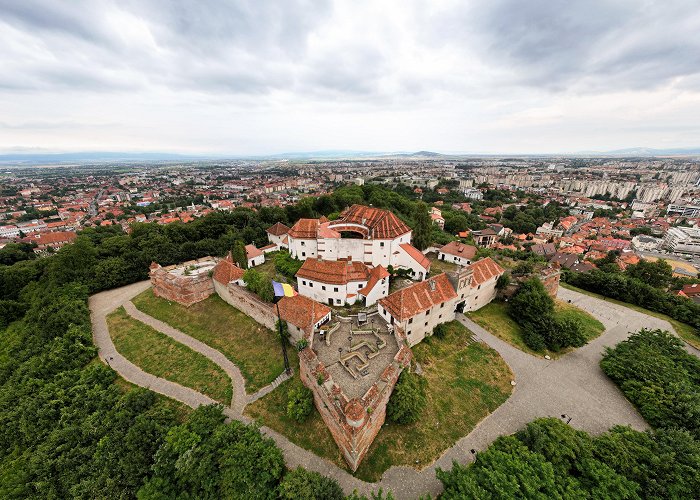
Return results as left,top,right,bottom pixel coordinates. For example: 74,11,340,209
287,218,319,239
245,244,263,259
358,265,390,296
336,204,411,239
469,257,505,288
278,295,331,331
266,222,290,236
26,231,77,246
212,258,245,285
379,273,457,322
296,258,370,285
317,222,341,239
680,283,700,297
439,241,477,259
399,243,430,270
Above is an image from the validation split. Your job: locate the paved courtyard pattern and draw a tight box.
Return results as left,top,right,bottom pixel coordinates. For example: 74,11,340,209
89,281,693,499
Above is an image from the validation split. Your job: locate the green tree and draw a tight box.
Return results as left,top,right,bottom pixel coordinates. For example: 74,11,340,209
625,259,673,289
232,239,248,270
509,278,554,326
286,386,313,423
279,467,343,500
412,201,432,251
386,370,427,424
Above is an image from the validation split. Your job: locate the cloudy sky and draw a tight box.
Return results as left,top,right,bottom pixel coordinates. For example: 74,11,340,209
1,0,700,155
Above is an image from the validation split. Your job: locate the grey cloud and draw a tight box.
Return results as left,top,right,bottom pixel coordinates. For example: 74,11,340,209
440,0,700,92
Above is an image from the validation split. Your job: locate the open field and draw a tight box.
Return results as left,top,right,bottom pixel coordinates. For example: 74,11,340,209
132,289,299,393
246,320,513,482
561,282,700,350
467,299,605,357
106,307,232,404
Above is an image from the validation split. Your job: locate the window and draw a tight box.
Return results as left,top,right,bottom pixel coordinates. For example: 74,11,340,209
440,303,444,308
425,322,429,327
439,314,442,319
478,284,481,290
301,241,305,246
408,318,413,324
380,242,385,247
301,252,306,257
322,285,326,291
301,280,306,285
336,299,341,305
309,282,313,288
334,287,338,292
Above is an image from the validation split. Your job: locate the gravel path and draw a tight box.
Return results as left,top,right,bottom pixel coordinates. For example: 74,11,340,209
123,301,248,414
90,281,688,499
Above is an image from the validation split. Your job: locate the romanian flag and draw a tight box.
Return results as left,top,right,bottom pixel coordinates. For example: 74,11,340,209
272,280,297,300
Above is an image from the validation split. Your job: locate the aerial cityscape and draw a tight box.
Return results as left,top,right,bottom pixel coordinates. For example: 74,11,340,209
2,1,700,499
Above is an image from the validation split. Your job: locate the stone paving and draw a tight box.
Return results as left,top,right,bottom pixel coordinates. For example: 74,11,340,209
89,281,698,499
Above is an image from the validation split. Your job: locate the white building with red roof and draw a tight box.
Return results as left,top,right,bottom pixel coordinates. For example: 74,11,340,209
276,204,430,280
296,257,389,306
378,272,459,346
266,222,290,248
438,241,477,267
378,257,505,345
245,244,265,268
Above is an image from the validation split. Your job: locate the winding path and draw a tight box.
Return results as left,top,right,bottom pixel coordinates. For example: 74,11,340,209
89,282,688,499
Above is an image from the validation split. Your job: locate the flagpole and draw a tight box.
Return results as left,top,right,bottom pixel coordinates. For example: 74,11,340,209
276,300,291,376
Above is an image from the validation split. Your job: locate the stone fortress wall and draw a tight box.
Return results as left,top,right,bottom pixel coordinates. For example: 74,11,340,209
299,316,412,471
149,257,217,306
212,280,278,333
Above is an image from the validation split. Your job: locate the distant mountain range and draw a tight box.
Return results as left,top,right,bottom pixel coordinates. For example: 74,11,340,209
574,147,700,157
2,147,700,165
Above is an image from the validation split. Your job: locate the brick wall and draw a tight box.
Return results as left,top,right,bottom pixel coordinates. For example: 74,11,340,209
299,327,412,471
212,280,277,332
150,260,215,307
539,266,562,297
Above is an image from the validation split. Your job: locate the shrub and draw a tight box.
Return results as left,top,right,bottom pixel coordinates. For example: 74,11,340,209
287,386,314,423
279,467,344,500
555,317,587,348
296,338,308,351
496,272,511,290
433,323,448,339
274,251,303,281
512,261,534,277
521,324,547,352
600,328,700,435
387,370,427,424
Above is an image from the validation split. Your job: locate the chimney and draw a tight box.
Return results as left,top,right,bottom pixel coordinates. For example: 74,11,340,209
429,279,436,291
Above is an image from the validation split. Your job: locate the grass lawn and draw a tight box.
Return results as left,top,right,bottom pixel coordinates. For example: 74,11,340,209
561,282,700,350
428,255,460,277
106,307,232,404
254,252,293,284
246,321,513,482
132,289,299,393
468,299,605,357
